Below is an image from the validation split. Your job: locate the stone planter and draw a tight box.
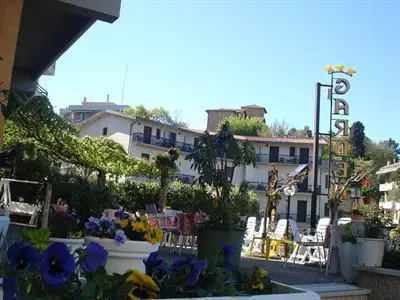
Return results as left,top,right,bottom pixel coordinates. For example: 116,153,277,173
49,237,85,253
0,280,319,299
85,236,160,274
339,242,357,283
356,238,385,267
168,281,319,299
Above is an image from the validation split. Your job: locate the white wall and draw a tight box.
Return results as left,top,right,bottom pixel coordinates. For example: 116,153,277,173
79,114,132,151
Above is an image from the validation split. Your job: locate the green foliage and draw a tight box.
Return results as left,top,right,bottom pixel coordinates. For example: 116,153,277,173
217,114,267,136
287,125,312,138
230,182,259,217
341,223,357,244
349,121,366,158
21,228,51,251
186,121,256,230
52,176,120,229
358,204,391,238
1,91,158,180
269,119,289,137
123,105,188,127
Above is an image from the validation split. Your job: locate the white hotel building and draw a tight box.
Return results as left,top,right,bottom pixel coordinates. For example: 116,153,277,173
78,109,330,223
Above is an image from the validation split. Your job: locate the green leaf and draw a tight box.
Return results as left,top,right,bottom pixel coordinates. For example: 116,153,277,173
94,267,107,285
79,280,97,298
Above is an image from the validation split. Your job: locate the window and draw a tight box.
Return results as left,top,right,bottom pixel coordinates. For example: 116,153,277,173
289,147,295,157
141,153,150,160
269,146,279,163
325,174,329,189
324,203,330,217
102,127,108,136
226,167,234,180
156,129,161,139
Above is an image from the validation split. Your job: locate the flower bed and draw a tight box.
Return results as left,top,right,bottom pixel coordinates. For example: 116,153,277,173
0,230,319,299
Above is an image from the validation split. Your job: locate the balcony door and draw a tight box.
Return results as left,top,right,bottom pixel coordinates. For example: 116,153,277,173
169,132,177,147
143,126,152,144
269,146,279,163
299,148,309,164
297,200,307,222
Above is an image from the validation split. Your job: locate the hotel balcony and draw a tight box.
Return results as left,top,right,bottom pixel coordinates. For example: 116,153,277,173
255,154,317,165
132,133,194,153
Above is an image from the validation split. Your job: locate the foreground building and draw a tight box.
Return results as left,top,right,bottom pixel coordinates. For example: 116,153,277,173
0,0,121,140
78,109,330,223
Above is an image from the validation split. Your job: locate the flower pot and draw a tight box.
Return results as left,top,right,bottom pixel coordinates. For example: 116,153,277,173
339,242,357,283
85,236,159,274
356,237,385,267
362,196,372,205
49,237,85,253
197,228,244,267
351,214,364,221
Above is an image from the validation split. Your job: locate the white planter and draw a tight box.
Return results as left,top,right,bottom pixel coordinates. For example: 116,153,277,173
0,280,319,299
85,236,159,274
339,242,357,283
356,238,385,267
168,281,320,299
49,237,85,253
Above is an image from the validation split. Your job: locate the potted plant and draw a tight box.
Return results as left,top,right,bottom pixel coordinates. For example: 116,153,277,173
360,179,374,204
270,192,282,206
356,204,391,267
186,121,257,267
339,223,358,283
48,202,84,252
84,210,163,274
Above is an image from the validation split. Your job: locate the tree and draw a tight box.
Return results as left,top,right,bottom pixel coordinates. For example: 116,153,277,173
123,105,188,127
155,148,179,210
186,121,256,227
365,138,395,169
269,119,289,137
287,125,312,138
1,91,158,186
349,121,366,158
382,138,399,160
217,114,268,136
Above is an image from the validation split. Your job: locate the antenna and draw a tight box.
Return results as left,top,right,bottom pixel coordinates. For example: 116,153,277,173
121,64,129,105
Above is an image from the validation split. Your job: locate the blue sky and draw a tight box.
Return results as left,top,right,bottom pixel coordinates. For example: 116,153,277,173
40,0,400,142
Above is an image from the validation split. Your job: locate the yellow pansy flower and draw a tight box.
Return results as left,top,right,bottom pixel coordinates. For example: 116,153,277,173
252,282,264,290
127,270,159,290
115,218,129,229
259,268,269,278
132,221,145,232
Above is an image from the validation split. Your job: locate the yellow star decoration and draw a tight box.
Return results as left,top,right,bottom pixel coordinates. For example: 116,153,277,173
346,67,356,76
325,65,334,73
336,64,345,72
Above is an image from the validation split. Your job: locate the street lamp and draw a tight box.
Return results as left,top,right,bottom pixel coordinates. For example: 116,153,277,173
284,185,296,239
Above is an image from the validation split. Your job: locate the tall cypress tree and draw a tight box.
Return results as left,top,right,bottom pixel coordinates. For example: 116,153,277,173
349,121,366,158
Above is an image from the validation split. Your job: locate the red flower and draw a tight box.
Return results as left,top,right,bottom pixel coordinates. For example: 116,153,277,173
362,180,371,187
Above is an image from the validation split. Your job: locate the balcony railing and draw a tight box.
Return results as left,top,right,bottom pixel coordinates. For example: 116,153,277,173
256,154,312,165
247,182,320,193
132,133,194,153
173,173,195,184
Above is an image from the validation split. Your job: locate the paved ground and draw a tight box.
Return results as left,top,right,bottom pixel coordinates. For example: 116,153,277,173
158,247,344,286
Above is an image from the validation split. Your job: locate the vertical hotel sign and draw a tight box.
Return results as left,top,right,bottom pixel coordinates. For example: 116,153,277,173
325,65,356,190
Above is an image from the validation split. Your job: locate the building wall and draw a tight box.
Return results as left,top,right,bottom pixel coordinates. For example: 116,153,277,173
79,114,132,151
79,112,329,220
206,110,237,131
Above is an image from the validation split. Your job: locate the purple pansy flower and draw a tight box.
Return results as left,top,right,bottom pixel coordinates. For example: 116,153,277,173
114,229,127,244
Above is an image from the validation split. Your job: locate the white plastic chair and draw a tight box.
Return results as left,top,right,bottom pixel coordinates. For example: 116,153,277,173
290,217,331,269
242,217,257,251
